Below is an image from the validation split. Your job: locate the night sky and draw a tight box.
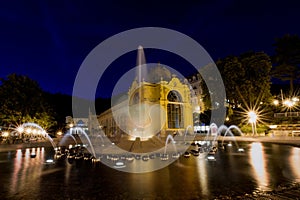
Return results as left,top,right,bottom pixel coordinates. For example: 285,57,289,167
0,1,300,98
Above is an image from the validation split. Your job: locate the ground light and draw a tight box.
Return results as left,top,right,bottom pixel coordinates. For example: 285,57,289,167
45,159,54,164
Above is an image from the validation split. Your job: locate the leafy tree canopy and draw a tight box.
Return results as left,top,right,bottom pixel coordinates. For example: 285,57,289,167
217,51,272,110
0,74,56,131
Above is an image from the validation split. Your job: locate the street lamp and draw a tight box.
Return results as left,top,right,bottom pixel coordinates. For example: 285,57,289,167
2,131,9,137
273,99,279,106
25,128,32,134
56,131,62,137
283,99,294,108
248,111,257,136
17,126,24,134
282,97,299,117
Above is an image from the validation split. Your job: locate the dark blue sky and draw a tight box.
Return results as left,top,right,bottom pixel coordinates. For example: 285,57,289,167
0,0,300,98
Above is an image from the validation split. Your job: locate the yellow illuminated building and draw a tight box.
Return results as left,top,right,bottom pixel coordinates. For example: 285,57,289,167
98,72,194,139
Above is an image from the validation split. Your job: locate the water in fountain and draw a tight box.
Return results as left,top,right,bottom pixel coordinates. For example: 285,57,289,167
135,45,148,130
21,122,57,149
96,134,105,146
90,133,107,157
207,123,219,142
59,131,78,146
164,135,177,154
137,45,147,84
221,125,244,150
73,127,96,157
183,125,195,143
205,123,245,152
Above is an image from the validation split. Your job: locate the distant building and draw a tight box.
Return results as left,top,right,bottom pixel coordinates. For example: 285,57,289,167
65,110,99,136
186,73,205,131
187,73,204,113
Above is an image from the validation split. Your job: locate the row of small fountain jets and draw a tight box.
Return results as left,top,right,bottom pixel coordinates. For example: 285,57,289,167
53,140,244,166
52,123,245,164
27,123,246,167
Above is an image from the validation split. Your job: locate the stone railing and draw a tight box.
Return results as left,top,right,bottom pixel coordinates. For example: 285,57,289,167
274,112,300,118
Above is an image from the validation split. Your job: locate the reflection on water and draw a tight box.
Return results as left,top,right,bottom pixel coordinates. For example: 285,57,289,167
195,157,209,197
129,167,160,199
0,143,300,199
65,161,72,184
290,147,300,182
249,142,270,191
10,149,22,194
9,147,44,197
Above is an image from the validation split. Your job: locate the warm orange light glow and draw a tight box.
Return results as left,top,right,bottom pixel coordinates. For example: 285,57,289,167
283,99,294,108
292,97,299,102
249,142,269,190
273,99,279,105
25,128,32,134
289,147,300,181
2,131,9,137
17,126,24,133
56,131,62,136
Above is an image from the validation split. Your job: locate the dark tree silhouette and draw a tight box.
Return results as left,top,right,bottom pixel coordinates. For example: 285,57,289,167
272,34,300,93
217,52,272,109
0,74,56,130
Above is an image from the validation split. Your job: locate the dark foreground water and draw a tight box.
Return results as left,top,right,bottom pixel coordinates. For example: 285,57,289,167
0,142,300,199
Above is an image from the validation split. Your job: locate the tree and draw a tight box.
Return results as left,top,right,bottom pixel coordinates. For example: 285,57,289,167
217,52,273,125
198,63,227,125
272,34,300,93
216,56,245,108
0,74,56,131
239,51,272,106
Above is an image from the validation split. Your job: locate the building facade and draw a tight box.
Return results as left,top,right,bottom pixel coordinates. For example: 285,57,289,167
98,75,194,139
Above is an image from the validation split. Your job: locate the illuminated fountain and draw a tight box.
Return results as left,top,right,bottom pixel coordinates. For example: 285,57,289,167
183,125,195,144
59,131,78,146
10,122,57,161
16,122,57,149
70,127,96,157
163,135,177,154
89,133,107,159
96,134,105,146
162,135,178,160
207,123,245,152
220,125,244,151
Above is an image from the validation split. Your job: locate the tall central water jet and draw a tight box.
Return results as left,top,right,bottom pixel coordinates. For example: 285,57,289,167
137,45,146,84
133,46,149,135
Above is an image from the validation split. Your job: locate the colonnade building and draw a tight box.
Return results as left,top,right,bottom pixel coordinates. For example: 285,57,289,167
98,71,195,140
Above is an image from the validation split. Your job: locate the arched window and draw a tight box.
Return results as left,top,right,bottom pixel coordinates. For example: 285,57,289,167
167,90,184,128
167,90,182,102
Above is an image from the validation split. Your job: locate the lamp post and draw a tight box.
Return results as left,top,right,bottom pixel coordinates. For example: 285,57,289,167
282,98,297,118
248,111,257,136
